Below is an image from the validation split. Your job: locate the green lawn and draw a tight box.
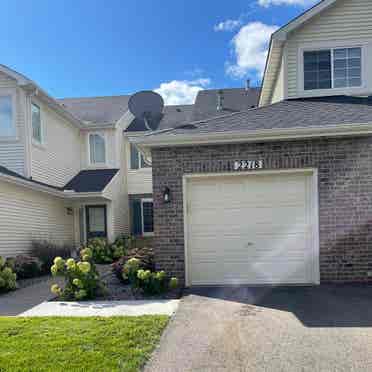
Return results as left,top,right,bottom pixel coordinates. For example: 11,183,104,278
0,316,168,372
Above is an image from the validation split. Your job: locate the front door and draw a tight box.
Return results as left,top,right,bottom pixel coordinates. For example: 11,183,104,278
86,205,107,240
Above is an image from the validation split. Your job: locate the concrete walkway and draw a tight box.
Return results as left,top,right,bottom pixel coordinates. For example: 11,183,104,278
0,276,61,316
20,299,179,316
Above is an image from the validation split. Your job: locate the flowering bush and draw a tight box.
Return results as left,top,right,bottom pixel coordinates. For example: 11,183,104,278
84,236,129,264
112,246,155,282
0,257,17,293
50,248,103,300
121,257,179,296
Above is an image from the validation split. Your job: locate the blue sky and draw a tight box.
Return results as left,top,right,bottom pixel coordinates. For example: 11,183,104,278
0,0,316,104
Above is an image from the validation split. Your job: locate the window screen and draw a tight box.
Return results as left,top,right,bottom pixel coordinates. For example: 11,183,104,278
89,134,106,164
32,103,42,142
333,47,361,88
0,96,14,137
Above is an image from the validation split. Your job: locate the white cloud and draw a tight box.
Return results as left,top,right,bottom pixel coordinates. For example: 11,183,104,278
214,19,242,32
258,0,317,7
154,78,211,105
226,22,278,79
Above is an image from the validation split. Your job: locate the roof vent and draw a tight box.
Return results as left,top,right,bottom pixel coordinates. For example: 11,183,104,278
176,108,182,112
217,90,224,111
245,79,250,91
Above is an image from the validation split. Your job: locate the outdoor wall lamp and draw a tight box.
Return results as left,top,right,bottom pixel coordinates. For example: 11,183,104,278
163,186,171,203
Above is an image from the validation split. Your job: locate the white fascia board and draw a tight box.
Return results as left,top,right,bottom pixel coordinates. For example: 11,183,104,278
64,191,110,200
135,122,372,154
118,110,135,131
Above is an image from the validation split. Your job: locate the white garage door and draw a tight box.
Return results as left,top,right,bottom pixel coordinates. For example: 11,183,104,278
185,171,319,286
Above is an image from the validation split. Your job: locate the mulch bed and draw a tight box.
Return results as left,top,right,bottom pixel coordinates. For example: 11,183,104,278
17,274,51,289
96,264,182,301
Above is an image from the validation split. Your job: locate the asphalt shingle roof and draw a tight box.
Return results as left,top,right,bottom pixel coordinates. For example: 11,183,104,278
192,87,261,121
58,96,130,127
63,169,119,192
142,96,372,139
59,88,260,130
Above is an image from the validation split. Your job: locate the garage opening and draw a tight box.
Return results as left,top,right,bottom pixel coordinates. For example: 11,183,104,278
184,170,319,286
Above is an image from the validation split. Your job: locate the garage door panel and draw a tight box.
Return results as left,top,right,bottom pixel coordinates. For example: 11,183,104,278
190,233,310,261
186,172,317,285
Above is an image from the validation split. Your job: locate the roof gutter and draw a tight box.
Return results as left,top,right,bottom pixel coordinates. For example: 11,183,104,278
133,122,372,160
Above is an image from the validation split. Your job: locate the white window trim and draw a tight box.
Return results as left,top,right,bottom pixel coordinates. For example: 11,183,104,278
298,40,368,97
141,198,154,236
0,89,17,141
128,142,152,171
31,101,44,146
87,131,108,167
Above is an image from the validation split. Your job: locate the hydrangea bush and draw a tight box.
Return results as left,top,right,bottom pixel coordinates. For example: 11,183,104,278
0,257,17,293
50,248,103,300
84,236,129,264
122,257,179,296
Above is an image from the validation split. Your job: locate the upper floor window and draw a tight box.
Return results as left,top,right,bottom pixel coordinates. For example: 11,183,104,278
130,143,150,170
89,133,106,164
0,95,14,137
32,103,42,143
304,47,361,91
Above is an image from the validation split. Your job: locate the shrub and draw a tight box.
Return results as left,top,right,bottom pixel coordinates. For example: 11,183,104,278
136,269,168,295
31,240,72,273
122,258,141,285
85,235,129,264
112,246,155,282
50,248,103,301
6,255,42,279
0,257,17,293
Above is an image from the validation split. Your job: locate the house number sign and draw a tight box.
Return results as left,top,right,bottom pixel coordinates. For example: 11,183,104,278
233,160,264,171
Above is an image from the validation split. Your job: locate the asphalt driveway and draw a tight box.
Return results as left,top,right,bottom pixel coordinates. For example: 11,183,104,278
145,285,372,372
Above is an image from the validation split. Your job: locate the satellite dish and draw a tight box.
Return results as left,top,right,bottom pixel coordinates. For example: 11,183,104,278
128,91,164,131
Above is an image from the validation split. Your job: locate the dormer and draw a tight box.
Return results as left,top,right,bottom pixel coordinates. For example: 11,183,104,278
260,0,372,106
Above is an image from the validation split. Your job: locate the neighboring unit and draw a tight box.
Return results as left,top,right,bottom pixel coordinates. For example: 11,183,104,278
135,0,372,286
0,64,259,257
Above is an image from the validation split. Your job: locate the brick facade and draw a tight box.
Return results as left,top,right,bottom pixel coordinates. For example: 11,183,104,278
152,136,372,284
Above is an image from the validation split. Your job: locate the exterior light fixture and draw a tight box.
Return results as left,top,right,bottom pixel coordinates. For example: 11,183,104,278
163,187,171,203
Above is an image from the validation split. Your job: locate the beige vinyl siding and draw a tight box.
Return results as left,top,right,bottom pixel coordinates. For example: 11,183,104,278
259,43,284,106
0,72,27,175
0,180,74,257
271,55,285,104
31,97,82,187
104,129,130,237
124,138,153,195
287,0,372,98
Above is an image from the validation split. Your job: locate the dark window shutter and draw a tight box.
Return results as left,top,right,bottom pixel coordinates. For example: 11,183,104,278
131,199,142,235
130,144,139,169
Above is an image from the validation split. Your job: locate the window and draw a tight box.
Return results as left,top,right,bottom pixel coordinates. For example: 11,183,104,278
304,47,362,90
333,48,361,88
0,95,14,137
304,50,331,90
89,133,106,164
131,198,154,236
32,103,42,143
130,143,150,169
142,199,154,235
86,205,107,239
